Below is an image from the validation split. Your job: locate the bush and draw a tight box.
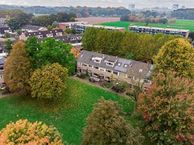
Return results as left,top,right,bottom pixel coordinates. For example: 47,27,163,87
112,82,128,93
30,63,68,100
0,119,64,145
100,81,114,89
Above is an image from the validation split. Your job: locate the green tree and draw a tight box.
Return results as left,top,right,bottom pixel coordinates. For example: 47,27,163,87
30,63,68,100
4,41,32,94
83,28,177,62
26,37,76,74
4,39,12,53
138,72,194,145
82,98,144,145
82,27,98,51
7,13,33,30
25,36,40,68
154,38,194,79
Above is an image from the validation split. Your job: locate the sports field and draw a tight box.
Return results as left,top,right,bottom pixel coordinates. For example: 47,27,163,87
101,19,194,32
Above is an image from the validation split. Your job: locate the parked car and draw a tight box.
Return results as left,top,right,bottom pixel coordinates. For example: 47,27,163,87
89,76,100,82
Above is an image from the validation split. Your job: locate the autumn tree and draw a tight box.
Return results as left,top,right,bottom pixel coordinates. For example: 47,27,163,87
4,41,32,94
0,119,64,145
154,38,194,79
138,72,194,145
82,98,144,145
30,63,68,100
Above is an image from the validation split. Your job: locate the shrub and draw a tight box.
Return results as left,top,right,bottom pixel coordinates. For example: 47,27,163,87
112,82,128,93
30,63,68,100
82,98,144,145
0,119,64,145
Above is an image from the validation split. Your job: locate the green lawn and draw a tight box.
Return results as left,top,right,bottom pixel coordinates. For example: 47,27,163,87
0,78,136,145
101,19,194,32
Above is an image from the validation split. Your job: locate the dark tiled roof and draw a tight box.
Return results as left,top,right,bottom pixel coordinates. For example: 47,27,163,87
0,27,11,34
25,29,63,38
55,34,82,43
78,50,153,79
22,25,45,31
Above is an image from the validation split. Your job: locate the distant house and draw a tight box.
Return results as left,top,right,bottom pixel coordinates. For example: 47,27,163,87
19,29,64,40
77,50,153,88
21,25,47,33
73,24,125,34
129,25,190,38
0,27,12,38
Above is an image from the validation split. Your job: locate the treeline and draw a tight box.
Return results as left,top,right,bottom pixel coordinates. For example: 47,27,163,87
171,8,194,20
82,28,178,62
0,9,24,18
121,10,168,24
31,12,76,27
121,15,168,24
5,10,76,30
0,5,130,17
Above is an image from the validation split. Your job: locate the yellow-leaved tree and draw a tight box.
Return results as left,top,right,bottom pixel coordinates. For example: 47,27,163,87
154,38,194,79
30,63,68,100
0,119,64,145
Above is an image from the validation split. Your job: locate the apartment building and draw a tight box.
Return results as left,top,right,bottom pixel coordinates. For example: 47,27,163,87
58,21,88,30
129,25,190,38
72,24,125,33
77,50,153,88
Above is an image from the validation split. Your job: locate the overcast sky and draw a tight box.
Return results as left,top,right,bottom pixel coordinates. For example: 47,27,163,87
0,0,193,8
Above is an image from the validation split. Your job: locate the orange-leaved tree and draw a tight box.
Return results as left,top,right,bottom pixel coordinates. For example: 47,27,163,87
138,72,194,145
0,119,64,145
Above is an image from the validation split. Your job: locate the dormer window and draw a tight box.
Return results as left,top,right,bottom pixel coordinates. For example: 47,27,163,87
105,60,114,67
92,57,102,63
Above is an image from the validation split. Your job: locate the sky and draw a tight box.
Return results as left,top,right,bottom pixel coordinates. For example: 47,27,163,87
0,0,193,8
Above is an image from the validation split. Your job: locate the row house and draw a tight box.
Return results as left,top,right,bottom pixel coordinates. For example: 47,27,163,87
19,29,64,40
129,25,190,38
0,27,12,38
21,25,48,33
77,50,153,88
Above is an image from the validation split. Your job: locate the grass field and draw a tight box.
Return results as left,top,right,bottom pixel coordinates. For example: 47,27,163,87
101,19,194,32
0,78,136,145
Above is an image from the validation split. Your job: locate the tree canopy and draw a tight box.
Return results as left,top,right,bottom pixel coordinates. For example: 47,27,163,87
82,28,178,62
26,37,76,74
30,63,68,100
138,72,194,145
0,119,63,145
4,41,32,94
154,38,194,79
82,98,144,145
